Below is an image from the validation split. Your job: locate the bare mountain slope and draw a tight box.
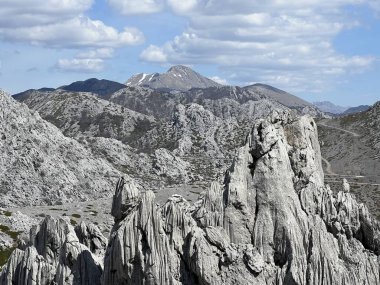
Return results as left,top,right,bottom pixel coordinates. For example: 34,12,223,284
15,89,155,145
0,90,123,207
126,65,221,91
318,101,380,217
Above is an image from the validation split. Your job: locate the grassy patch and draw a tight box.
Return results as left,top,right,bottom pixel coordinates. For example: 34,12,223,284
70,219,77,226
0,225,21,241
0,246,16,267
71,213,81,219
2,211,12,217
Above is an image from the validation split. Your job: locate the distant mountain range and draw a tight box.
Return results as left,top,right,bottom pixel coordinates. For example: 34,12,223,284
314,100,371,116
313,101,349,114
343,105,371,115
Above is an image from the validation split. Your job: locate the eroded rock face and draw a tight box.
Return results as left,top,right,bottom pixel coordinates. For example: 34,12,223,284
2,112,379,285
103,113,380,284
0,216,106,285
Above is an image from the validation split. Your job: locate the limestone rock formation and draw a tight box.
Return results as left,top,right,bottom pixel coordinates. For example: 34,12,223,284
103,112,380,284
0,216,106,285
0,90,122,207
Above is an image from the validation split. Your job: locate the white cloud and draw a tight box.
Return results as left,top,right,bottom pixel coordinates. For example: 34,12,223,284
210,76,228,85
0,0,93,27
140,45,168,63
167,0,198,14
0,16,144,48
139,0,376,92
108,0,164,15
0,1,144,52
77,48,114,59
56,58,104,73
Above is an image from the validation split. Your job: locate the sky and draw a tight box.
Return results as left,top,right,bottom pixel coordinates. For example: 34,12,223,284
0,0,380,106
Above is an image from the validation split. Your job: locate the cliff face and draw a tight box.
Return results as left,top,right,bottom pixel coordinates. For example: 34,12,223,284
103,112,380,284
0,216,107,285
2,112,379,284
0,90,122,207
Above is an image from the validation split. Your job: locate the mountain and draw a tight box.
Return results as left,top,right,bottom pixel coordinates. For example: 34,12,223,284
111,85,324,118
317,101,380,217
2,112,380,284
244,83,311,108
0,90,123,207
313,101,349,114
125,65,222,91
14,89,155,144
343,104,370,115
59,78,126,99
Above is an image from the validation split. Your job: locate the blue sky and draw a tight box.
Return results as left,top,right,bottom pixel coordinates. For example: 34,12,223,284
0,0,380,106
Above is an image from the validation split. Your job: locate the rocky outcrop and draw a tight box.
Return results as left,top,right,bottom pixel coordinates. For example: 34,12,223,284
0,90,122,207
0,216,106,285
103,112,380,284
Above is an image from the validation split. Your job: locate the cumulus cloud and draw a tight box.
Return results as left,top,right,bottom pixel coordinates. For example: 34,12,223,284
140,45,168,62
210,76,228,85
0,1,144,53
167,0,199,14
140,0,376,92
77,48,114,59
0,0,93,27
108,0,164,15
1,16,144,48
55,58,105,73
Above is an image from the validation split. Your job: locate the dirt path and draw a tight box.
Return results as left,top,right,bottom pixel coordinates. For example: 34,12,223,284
321,157,336,175
318,122,360,137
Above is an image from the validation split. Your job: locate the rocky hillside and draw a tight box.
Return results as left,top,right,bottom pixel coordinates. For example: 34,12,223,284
0,90,127,207
14,85,293,190
14,89,155,145
2,112,380,284
59,78,126,100
126,65,221,91
317,101,380,217
244,83,323,116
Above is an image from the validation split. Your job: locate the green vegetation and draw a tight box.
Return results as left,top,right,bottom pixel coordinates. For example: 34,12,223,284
0,246,16,267
2,211,12,217
0,223,22,267
71,213,81,219
70,219,77,226
0,225,21,241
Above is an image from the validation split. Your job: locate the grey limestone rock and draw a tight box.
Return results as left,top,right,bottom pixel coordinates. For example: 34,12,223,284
103,112,380,284
0,90,122,207
0,216,106,285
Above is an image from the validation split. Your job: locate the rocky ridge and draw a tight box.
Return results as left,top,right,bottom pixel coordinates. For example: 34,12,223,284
15,89,155,145
0,90,123,207
317,101,380,217
1,111,380,284
102,112,380,284
0,216,106,285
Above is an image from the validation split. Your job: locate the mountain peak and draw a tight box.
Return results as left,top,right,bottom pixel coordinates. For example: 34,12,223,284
126,65,221,91
167,65,194,73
